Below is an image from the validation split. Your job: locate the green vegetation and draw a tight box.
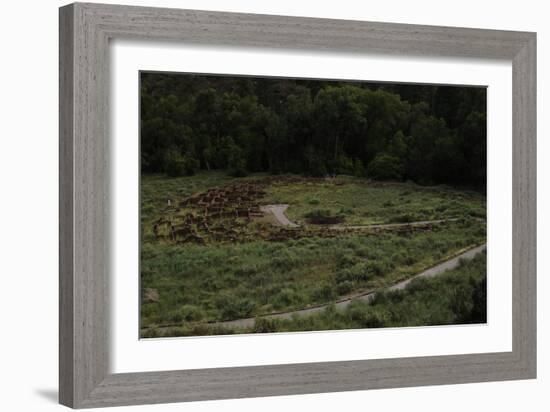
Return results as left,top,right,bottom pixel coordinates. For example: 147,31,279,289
139,73,487,337
141,223,484,325
142,252,487,338
303,209,345,224
141,74,486,189
141,172,486,238
367,153,404,180
163,149,199,177
263,175,485,226
140,173,486,333
141,171,235,241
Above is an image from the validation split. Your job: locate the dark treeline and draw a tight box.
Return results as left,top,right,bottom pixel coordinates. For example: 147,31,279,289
141,73,486,189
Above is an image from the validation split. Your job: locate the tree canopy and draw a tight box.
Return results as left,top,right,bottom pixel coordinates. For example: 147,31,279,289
141,73,486,190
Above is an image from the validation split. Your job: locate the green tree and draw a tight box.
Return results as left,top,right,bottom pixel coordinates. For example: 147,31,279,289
140,72,487,190
406,112,452,184
367,153,403,180
459,111,487,188
222,137,248,177
313,86,369,169
163,149,199,177
265,111,288,173
353,158,366,177
304,145,327,176
386,130,408,158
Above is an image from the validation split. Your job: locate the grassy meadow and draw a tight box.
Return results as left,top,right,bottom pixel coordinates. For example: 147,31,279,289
140,172,486,337
143,252,487,337
263,177,486,225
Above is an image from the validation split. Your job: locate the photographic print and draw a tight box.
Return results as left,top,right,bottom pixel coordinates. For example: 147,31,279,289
139,73,487,338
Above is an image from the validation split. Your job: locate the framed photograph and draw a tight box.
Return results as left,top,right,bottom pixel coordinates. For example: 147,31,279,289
59,2,536,408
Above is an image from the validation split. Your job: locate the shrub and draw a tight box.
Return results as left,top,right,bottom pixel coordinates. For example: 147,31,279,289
141,327,159,338
391,250,415,265
253,317,279,333
271,249,299,271
335,261,375,283
364,259,393,277
228,156,248,177
234,264,259,278
336,155,354,175
338,207,354,215
362,309,389,328
336,280,354,295
470,277,487,323
367,153,404,180
164,150,199,177
215,294,255,320
347,302,389,328
176,304,205,322
450,284,474,323
336,252,359,269
312,281,336,302
304,209,344,224
273,288,301,309
389,213,415,223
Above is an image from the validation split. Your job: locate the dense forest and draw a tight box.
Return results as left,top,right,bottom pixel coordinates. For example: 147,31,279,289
140,73,487,190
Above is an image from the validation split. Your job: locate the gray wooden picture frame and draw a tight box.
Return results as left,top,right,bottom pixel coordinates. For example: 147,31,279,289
59,2,536,409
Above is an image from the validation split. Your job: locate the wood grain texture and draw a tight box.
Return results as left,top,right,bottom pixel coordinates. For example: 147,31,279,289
80,2,533,59
512,35,537,374
59,4,75,407
58,2,537,408
60,3,109,407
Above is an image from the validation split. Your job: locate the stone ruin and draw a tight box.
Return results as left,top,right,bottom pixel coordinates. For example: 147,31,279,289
152,176,443,245
152,180,270,244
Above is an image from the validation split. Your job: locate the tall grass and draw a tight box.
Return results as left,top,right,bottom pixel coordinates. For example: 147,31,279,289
140,172,486,336
141,220,485,328
143,252,487,338
263,176,486,225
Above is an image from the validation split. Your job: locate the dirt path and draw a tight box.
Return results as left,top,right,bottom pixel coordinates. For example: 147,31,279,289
329,218,460,230
334,217,485,231
258,207,482,232
260,204,298,227
388,244,486,291
203,243,487,329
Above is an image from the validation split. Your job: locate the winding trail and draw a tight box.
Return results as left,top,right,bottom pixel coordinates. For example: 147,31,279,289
209,243,486,329
141,243,486,333
388,243,486,291
258,205,483,232
329,218,461,231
